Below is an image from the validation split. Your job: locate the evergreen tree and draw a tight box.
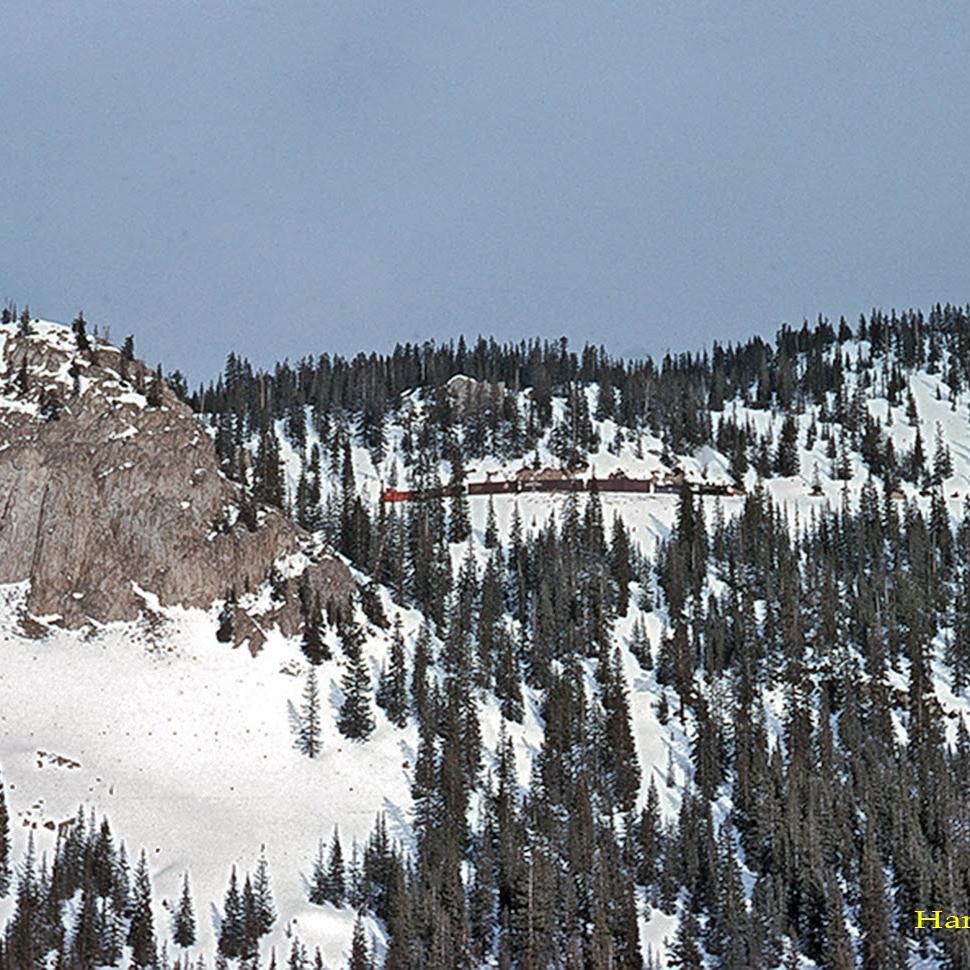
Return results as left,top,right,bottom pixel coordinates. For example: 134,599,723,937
128,850,157,969
347,913,371,970
337,620,375,741
218,866,243,959
288,938,307,970
216,590,236,644
325,827,346,906
308,841,328,906
410,623,433,727
298,666,322,758
448,456,471,543
609,513,633,617
602,647,641,813
934,421,954,483
380,614,409,728
146,365,165,407
253,845,276,938
173,872,197,952
775,414,800,476
484,496,499,549
300,596,330,665
0,767,10,898
240,874,259,961
858,826,893,970
72,866,101,968
667,906,703,969
6,834,40,970
72,311,91,352
15,358,28,397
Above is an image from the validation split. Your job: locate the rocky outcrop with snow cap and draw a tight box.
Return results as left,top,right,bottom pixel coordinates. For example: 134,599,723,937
0,320,352,629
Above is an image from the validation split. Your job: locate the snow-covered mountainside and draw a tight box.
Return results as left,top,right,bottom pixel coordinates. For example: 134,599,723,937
4,307,970,969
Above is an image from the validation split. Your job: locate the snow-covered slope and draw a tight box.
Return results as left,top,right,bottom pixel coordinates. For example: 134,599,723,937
5,318,970,968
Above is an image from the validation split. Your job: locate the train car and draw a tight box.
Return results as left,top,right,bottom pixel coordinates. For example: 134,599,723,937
590,477,654,494
381,487,415,503
522,477,585,493
382,473,745,503
381,485,457,502
694,482,734,496
468,480,520,496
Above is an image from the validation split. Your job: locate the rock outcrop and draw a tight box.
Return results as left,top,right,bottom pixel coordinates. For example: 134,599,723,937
0,320,352,629
225,557,357,655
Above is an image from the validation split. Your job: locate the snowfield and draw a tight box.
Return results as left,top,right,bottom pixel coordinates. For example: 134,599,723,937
0,581,405,966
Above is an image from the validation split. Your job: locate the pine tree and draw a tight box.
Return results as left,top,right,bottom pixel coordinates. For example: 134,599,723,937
484,496,499,548
89,815,115,898
15,358,28,397
308,839,329,905
288,938,307,970
632,778,659,880
667,906,703,969
146,364,165,407
609,513,633,616
6,834,40,970
338,620,375,741
602,646,641,813
383,855,413,970
101,895,126,967
325,827,346,905
300,596,330,665
72,866,101,968
128,850,157,969
858,826,893,970
216,590,235,644
347,913,371,970
298,667,322,758
72,311,91,352
410,623,432,726
173,872,197,952
253,845,276,937
218,866,244,959
113,841,131,917
240,874,259,961
0,766,10,898
933,421,954,483
495,627,524,723
910,426,926,483
380,614,409,728
775,414,800,476
629,617,653,670
448,455,471,543
254,429,286,510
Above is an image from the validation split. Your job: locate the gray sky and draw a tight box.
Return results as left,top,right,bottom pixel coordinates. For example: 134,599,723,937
4,1,970,381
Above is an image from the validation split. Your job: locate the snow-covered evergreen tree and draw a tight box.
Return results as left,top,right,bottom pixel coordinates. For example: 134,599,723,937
173,871,197,952
297,667,322,758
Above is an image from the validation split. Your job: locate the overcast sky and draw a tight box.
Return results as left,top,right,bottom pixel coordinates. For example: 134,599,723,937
4,1,970,380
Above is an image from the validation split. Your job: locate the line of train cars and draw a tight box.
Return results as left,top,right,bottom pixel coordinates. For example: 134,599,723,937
380,469,745,503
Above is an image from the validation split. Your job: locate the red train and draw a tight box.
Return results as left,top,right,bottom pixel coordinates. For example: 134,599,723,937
380,475,742,503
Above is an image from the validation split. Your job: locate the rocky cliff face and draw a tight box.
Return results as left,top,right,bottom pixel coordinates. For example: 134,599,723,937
0,320,352,632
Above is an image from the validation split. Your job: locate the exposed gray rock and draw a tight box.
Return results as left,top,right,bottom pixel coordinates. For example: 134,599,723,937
0,321,353,631
445,373,506,415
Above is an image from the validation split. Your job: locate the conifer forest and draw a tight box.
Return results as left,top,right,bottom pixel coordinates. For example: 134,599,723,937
6,304,970,969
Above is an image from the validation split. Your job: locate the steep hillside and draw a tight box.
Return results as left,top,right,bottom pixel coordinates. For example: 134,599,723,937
6,307,970,969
